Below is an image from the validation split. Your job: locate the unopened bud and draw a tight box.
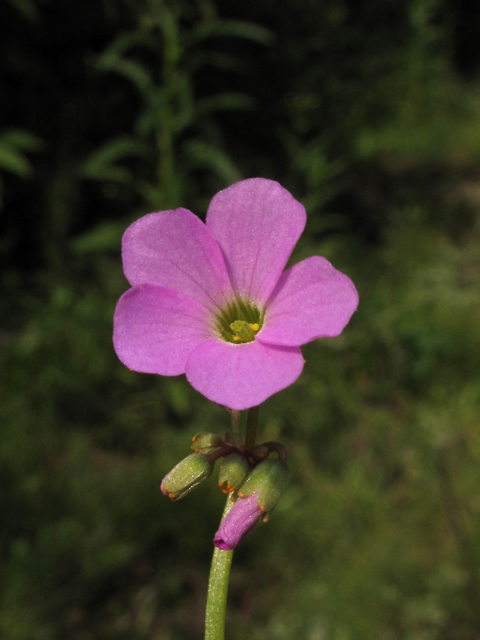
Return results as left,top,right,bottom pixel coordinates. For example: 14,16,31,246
214,494,262,550
190,432,223,453
218,453,249,493
238,459,290,513
160,453,213,501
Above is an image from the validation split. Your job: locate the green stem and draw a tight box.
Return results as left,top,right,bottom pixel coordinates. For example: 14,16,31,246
230,410,241,438
205,497,235,640
245,405,259,451
204,405,261,639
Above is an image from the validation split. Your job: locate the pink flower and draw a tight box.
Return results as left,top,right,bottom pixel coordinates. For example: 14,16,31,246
113,178,358,410
213,494,263,550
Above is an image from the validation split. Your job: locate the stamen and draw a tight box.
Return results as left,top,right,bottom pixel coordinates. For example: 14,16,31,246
213,298,265,344
229,320,256,343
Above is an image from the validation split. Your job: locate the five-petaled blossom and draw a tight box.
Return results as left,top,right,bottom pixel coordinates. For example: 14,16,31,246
113,178,358,410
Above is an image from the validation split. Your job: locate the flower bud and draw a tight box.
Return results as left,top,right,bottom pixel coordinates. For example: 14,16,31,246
237,459,290,513
213,459,290,550
160,453,213,501
190,432,223,453
214,494,263,550
218,453,249,493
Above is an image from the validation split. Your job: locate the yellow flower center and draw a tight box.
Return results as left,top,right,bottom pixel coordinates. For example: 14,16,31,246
230,321,260,343
214,299,264,344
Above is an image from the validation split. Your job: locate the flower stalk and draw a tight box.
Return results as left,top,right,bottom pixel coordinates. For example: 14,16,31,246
230,410,241,438
205,405,251,640
205,496,235,640
245,405,259,451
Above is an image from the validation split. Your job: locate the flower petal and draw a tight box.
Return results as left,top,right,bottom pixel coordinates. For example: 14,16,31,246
185,339,304,410
113,284,211,375
257,256,359,347
214,494,263,550
122,208,234,310
206,178,306,305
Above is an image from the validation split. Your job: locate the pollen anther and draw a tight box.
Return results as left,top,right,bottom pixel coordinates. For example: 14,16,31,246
213,298,264,344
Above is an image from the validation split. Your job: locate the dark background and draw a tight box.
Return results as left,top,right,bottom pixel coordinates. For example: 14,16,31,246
2,0,480,638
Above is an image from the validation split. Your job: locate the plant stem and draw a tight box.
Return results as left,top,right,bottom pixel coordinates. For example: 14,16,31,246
204,405,261,639
245,405,259,451
205,497,234,640
230,410,241,438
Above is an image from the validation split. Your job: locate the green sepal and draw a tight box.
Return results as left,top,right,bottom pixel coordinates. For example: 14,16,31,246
218,453,249,493
190,432,223,453
237,459,290,512
161,453,214,501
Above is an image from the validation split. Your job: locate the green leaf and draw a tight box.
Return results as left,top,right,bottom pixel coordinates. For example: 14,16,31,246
80,137,149,183
189,19,274,47
197,93,254,115
0,129,43,151
0,146,33,178
0,129,43,178
99,57,153,95
4,0,39,21
188,52,248,75
97,33,154,95
183,141,243,184
97,30,154,63
70,221,127,255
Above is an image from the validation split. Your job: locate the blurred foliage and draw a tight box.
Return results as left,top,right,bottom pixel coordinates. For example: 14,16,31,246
0,128,42,209
2,0,480,638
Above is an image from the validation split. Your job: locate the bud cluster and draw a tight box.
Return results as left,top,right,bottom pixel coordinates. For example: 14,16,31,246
160,431,290,549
